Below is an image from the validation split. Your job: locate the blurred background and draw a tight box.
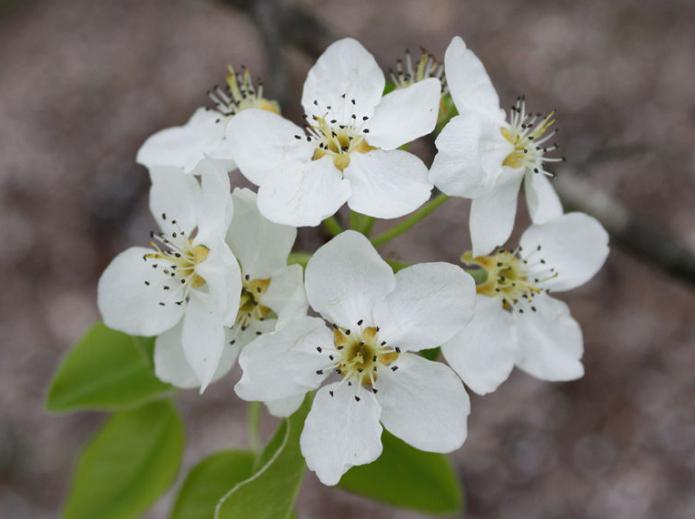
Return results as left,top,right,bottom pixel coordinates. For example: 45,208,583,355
1,0,694,517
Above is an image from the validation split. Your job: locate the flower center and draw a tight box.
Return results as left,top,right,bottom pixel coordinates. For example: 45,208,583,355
208,65,279,118
390,48,446,93
501,96,564,176
142,216,211,307
462,247,558,314
312,321,400,398
306,114,373,171
235,274,275,331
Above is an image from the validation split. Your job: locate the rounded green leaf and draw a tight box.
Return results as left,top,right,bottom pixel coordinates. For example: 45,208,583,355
215,396,311,519
338,430,463,515
64,400,185,519
46,323,172,412
173,450,255,519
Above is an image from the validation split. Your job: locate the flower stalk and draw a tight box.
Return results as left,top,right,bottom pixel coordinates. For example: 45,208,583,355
371,193,449,247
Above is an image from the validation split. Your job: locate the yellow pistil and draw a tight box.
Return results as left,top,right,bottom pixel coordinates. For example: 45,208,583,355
333,326,399,387
147,242,209,288
462,250,545,311
235,276,275,330
501,111,556,169
309,115,373,171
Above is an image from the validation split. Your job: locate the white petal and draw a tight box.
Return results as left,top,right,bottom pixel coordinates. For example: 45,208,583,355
305,231,395,328
227,317,277,351
193,158,234,246
136,108,229,173
148,166,200,236
377,353,469,452
374,263,476,352
228,188,297,278
429,113,512,199
302,38,385,124
519,212,609,292
365,78,441,150
154,322,238,389
180,291,227,391
265,393,306,418
441,296,516,395
524,171,563,224
234,316,332,403
444,36,504,121
97,246,184,336
260,265,308,322
514,296,584,381
225,109,314,185
257,156,351,227
194,243,242,328
300,383,383,486
470,167,525,256
345,150,432,219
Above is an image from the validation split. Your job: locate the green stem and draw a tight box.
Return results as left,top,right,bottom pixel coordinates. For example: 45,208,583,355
247,401,262,452
322,216,343,237
287,252,312,268
371,194,449,247
349,211,375,236
385,258,410,272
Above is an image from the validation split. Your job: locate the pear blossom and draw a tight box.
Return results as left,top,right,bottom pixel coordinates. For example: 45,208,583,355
235,231,476,485
136,66,279,174
226,38,441,227
97,160,241,390
153,188,308,401
429,36,565,256
441,213,609,395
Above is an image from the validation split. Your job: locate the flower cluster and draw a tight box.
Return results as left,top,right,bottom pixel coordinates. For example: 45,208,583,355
98,36,609,485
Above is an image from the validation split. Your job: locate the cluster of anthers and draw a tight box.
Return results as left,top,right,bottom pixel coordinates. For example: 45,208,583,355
314,321,401,401
295,97,373,171
390,48,447,94
463,245,559,314
207,65,279,119
501,95,565,176
142,213,208,308
234,274,275,333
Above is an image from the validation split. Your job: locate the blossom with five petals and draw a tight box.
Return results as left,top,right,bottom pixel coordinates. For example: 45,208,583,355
136,66,279,174
235,231,476,484
226,38,442,226
97,160,240,390
441,213,609,395
429,36,565,256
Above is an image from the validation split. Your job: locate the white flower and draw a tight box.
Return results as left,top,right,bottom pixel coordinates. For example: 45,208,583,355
136,66,279,174
226,38,441,227
97,160,240,390
153,188,308,398
235,231,476,485
441,213,609,395
429,36,565,256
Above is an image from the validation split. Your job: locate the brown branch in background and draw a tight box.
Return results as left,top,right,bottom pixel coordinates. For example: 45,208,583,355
222,0,695,288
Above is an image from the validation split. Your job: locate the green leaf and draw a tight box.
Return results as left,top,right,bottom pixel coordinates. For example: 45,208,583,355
45,323,172,412
338,430,463,515
216,396,311,519
173,450,255,519
420,347,440,361
64,400,185,519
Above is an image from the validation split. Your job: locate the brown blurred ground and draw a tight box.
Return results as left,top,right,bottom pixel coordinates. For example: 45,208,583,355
1,0,694,517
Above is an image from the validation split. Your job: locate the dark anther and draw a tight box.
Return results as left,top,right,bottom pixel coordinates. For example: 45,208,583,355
316,346,322,352
391,366,399,371
354,396,360,402
357,319,363,326
316,369,324,375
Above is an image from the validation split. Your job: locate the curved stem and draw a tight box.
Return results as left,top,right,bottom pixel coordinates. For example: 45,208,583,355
322,216,343,237
371,194,449,247
247,401,262,452
287,252,312,268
